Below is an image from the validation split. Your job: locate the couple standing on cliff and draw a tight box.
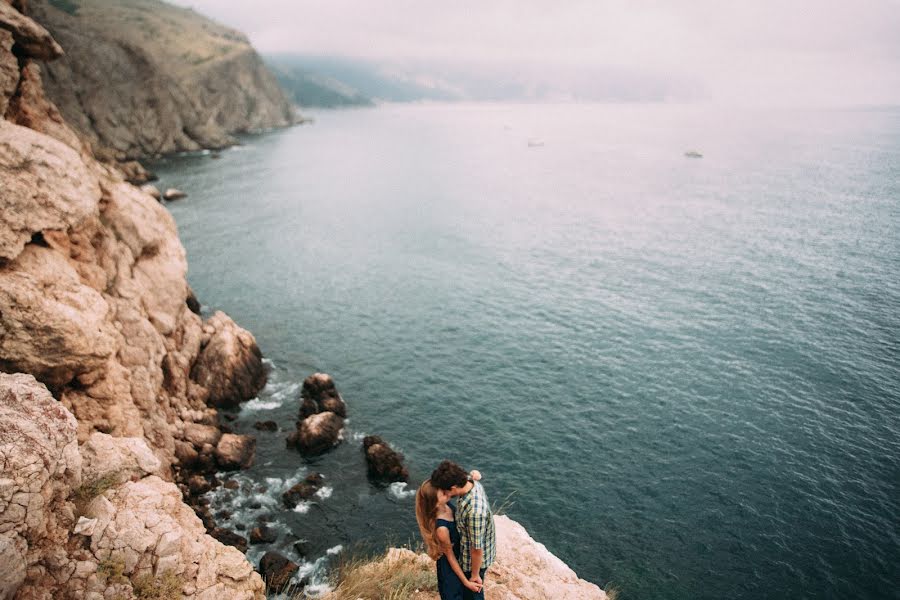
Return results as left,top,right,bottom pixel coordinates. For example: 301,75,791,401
416,460,497,600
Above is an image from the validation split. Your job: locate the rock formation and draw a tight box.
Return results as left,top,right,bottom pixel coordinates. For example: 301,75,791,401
0,2,269,597
335,516,607,600
287,373,346,455
0,373,265,600
282,473,325,509
29,0,300,172
362,435,409,483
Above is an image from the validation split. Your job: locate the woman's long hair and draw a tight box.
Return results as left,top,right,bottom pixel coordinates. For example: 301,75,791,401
415,480,443,561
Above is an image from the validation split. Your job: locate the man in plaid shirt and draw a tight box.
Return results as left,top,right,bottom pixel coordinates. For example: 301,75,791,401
431,460,497,599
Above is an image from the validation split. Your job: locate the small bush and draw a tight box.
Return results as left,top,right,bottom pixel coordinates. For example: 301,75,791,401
97,557,128,586
132,571,184,600
73,472,120,515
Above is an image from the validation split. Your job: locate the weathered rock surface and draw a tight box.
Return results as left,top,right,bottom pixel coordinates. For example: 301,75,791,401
83,476,264,599
0,373,80,600
288,411,344,456
80,432,162,486
362,435,409,483
0,119,98,260
192,311,267,409
30,0,299,164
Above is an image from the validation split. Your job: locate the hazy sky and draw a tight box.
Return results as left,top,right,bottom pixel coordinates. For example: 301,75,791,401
170,0,900,105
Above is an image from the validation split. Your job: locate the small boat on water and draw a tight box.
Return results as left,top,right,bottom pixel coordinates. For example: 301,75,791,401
528,138,545,147
684,150,703,158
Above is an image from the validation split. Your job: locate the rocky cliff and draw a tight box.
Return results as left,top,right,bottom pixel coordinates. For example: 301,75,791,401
28,0,299,167
0,2,268,597
327,516,608,600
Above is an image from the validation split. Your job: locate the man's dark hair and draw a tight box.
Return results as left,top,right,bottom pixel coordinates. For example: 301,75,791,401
430,460,469,491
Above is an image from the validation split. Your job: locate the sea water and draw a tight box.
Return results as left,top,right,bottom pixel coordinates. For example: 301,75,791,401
150,103,900,600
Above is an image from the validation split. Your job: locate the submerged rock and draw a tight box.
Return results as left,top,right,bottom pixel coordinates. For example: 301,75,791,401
282,473,324,508
249,525,277,545
363,436,409,483
164,187,187,201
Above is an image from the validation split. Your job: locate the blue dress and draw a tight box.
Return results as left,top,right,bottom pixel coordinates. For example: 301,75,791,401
436,503,464,600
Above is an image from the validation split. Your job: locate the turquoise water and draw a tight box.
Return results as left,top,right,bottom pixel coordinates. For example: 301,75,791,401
151,103,900,599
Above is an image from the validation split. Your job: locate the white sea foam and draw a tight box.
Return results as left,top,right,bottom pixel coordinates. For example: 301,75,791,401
314,486,333,500
388,482,415,500
350,431,368,442
326,545,343,556
241,397,281,411
293,501,312,514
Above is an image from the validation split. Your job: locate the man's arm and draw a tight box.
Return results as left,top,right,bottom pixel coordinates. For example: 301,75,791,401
466,505,487,582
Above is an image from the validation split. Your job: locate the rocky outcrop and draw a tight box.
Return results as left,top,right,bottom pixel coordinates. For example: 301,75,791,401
258,552,299,594
0,1,62,60
282,473,324,509
29,0,299,169
299,372,348,418
0,374,265,600
362,436,409,483
287,373,346,455
345,516,607,600
214,434,256,471
82,476,264,599
287,410,344,455
191,311,267,409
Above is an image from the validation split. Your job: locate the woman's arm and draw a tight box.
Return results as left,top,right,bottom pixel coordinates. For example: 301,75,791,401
435,527,482,592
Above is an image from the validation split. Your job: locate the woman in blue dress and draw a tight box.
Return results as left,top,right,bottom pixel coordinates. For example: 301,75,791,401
416,472,484,599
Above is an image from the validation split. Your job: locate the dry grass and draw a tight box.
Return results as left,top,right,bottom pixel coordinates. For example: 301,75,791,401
604,583,620,600
132,571,184,600
310,548,437,600
97,557,128,586
73,472,120,516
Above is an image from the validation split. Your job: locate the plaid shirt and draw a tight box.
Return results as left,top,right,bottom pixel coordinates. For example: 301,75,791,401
455,481,496,572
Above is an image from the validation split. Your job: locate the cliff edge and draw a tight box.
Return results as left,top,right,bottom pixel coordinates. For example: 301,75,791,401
1,1,267,597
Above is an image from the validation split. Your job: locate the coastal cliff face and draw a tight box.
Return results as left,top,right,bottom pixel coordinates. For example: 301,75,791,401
0,2,267,597
28,0,298,164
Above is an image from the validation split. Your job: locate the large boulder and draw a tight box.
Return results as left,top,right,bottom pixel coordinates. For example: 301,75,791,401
191,311,267,408
287,411,343,456
362,436,409,483
0,373,81,600
214,433,256,471
258,551,298,594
